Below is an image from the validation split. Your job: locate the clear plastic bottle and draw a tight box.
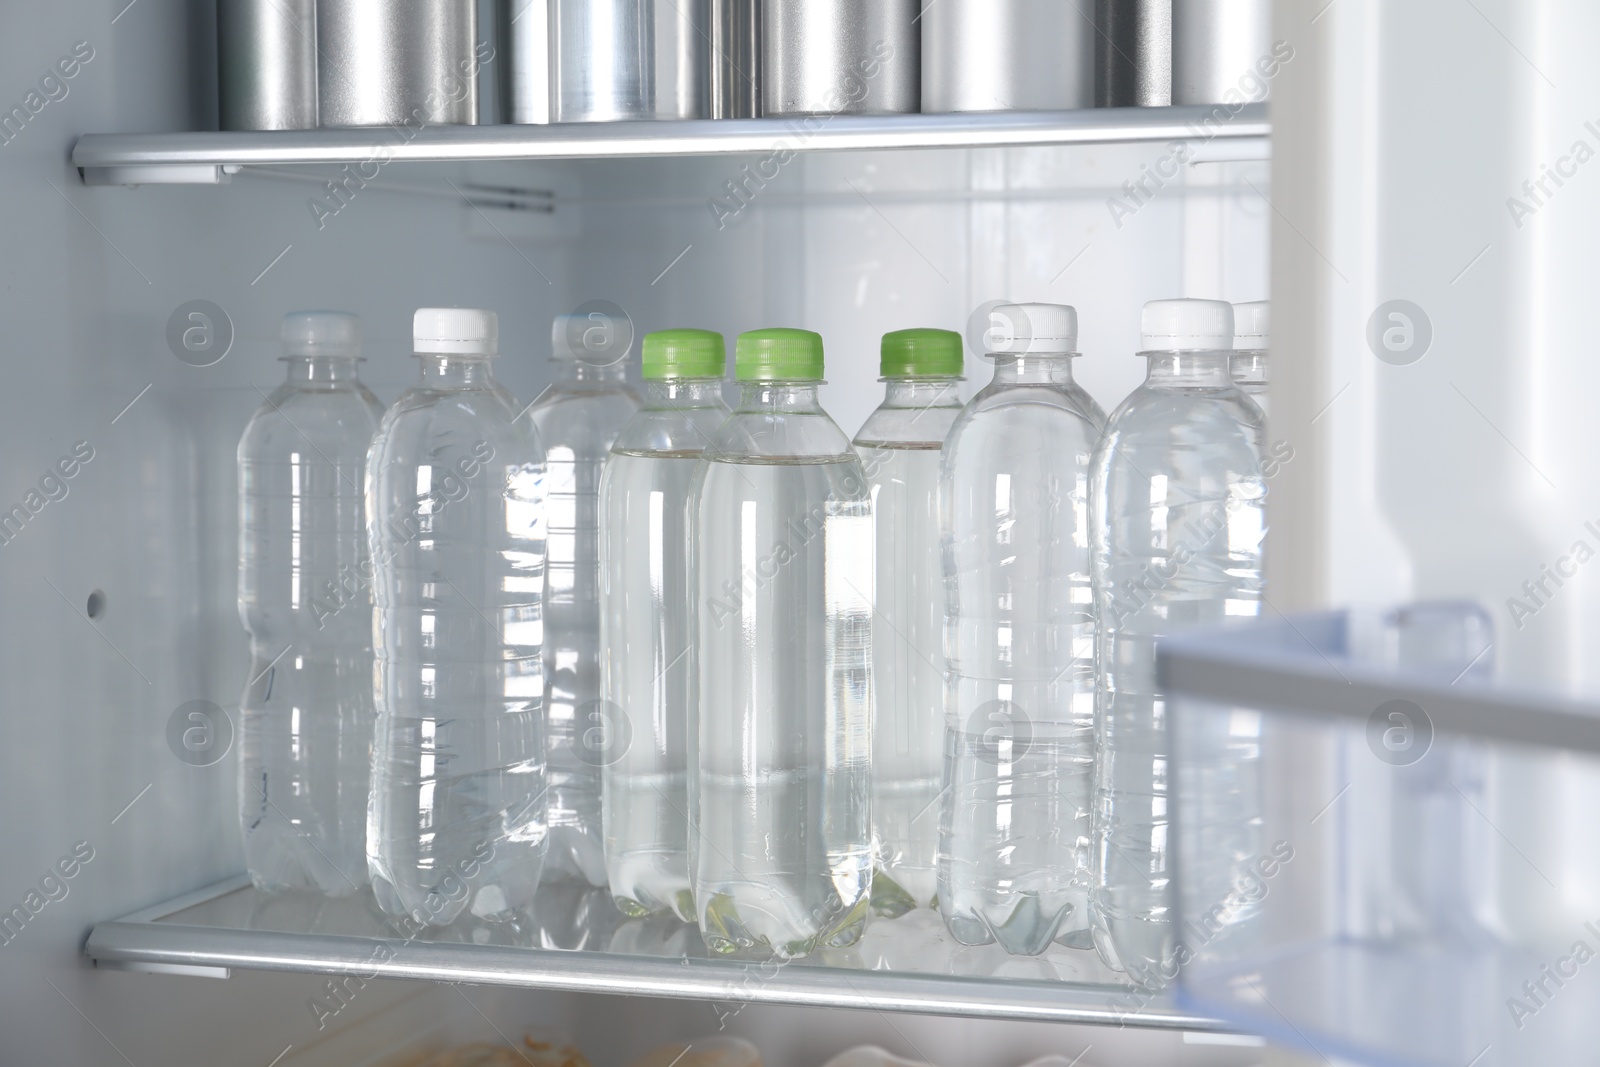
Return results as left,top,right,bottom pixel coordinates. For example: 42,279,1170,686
600,329,731,922
692,328,873,958
530,311,642,886
238,311,383,896
1090,299,1265,983
852,329,964,917
938,302,1100,956
367,308,548,928
1231,300,1270,418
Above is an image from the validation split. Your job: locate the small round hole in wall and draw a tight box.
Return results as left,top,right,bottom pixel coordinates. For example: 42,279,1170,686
86,590,106,619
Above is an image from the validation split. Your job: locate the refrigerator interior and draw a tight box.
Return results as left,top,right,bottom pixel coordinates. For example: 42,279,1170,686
0,1,1272,1063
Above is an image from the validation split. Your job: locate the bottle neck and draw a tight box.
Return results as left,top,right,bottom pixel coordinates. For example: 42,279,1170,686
990,354,1068,385
552,359,628,385
881,377,963,408
735,380,824,413
644,378,726,407
417,353,496,389
284,355,362,385
1142,349,1234,387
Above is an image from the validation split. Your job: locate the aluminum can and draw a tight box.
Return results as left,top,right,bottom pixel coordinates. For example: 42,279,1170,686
921,0,1093,113
317,0,480,127
1095,0,1171,108
1171,0,1273,106
762,0,919,117
218,0,318,130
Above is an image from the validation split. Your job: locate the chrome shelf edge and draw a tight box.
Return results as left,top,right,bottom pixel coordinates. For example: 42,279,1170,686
84,881,1228,1031
72,105,1268,184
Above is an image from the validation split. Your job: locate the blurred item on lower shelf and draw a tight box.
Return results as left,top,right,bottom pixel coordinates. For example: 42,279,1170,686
395,1033,590,1067
630,1036,762,1067
819,1048,931,1067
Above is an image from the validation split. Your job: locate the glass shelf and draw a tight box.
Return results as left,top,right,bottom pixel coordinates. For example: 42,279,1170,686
86,875,1229,1031
71,104,1268,186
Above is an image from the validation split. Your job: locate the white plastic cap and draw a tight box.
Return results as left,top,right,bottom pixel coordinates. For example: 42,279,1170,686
282,310,360,358
1234,300,1270,349
413,307,498,355
986,302,1078,354
1140,298,1234,352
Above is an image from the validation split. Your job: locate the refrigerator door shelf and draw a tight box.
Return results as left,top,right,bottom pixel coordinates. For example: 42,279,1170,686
1163,604,1600,1067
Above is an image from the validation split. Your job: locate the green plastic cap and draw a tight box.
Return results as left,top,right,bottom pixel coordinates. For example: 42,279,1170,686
641,329,726,379
880,328,963,377
735,328,825,381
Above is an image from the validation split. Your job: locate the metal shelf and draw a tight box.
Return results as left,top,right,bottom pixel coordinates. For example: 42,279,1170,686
71,105,1269,185
86,876,1229,1031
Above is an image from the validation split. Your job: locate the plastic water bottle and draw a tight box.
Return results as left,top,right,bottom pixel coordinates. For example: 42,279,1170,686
238,311,383,896
692,328,873,958
939,302,1100,955
1089,299,1265,982
852,329,964,917
529,311,642,886
600,329,730,922
1231,300,1269,417
367,308,548,928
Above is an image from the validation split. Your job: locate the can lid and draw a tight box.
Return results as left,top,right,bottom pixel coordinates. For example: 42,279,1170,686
642,329,726,379
414,308,498,356
987,303,1078,354
1140,299,1234,352
881,328,963,377
282,310,360,358
735,328,825,381
1233,300,1270,348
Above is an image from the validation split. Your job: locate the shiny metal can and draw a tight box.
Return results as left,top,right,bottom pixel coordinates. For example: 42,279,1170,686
217,0,318,130
1095,0,1171,107
1171,0,1273,106
921,0,1093,113
317,0,480,128
762,0,918,116
711,0,760,118
548,0,710,122
498,0,550,124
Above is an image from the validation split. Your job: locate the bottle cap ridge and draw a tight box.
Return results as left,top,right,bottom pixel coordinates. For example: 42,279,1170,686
283,310,361,358
413,308,498,356
881,328,963,377
987,303,1078,355
1233,300,1270,348
735,328,825,382
642,329,726,379
1140,299,1234,352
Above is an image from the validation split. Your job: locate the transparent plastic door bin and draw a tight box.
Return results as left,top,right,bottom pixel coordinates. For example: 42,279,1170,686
1160,603,1600,1067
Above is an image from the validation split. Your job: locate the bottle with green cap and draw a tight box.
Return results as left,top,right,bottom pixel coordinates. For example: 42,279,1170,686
938,301,1100,955
690,327,873,958
527,309,643,888
598,329,731,923
851,328,965,918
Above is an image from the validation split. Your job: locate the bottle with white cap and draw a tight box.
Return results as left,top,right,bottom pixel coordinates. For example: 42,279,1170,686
985,302,1106,429
938,301,1100,955
1232,300,1270,417
367,308,549,929
1088,298,1265,981
527,310,642,887
238,311,384,895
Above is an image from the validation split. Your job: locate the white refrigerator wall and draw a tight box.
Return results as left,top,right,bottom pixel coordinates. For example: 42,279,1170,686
1270,0,1600,958
0,1,1266,1063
